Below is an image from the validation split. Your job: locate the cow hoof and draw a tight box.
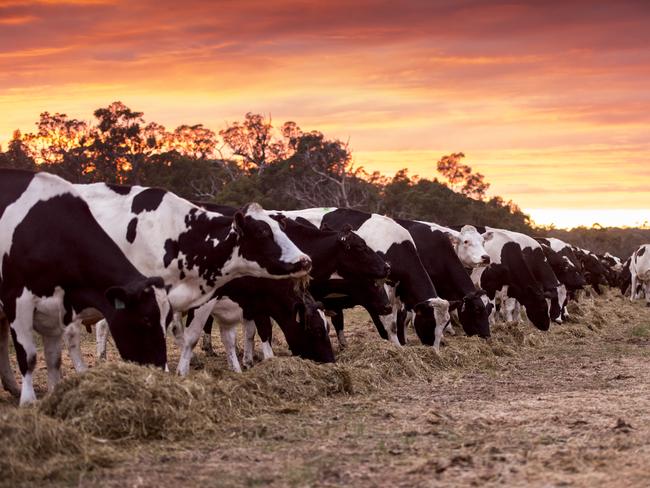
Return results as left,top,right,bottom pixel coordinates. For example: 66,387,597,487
646,303,650,308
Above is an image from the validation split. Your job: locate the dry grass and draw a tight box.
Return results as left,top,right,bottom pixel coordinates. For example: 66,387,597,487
0,288,639,486
0,408,118,485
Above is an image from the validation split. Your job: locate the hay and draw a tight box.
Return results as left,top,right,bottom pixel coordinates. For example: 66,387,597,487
0,408,117,485
40,362,217,442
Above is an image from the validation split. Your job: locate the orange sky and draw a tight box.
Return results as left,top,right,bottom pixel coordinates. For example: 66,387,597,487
1,0,649,228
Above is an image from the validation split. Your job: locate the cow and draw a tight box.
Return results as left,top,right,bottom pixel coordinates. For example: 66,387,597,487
619,257,633,297
598,252,624,287
395,218,492,339
178,204,390,371
470,227,561,324
64,182,312,373
536,237,586,320
278,208,450,351
0,169,172,405
572,247,609,294
629,244,650,305
181,280,334,372
457,227,552,331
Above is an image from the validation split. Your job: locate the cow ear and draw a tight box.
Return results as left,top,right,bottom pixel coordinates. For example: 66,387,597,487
483,231,494,241
106,286,129,310
445,232,460,246
234,211,245,234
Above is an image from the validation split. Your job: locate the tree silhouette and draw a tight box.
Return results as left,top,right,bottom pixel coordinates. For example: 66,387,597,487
436,152,490,200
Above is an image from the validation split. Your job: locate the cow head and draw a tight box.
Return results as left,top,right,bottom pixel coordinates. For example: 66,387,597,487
105,276,170,368
514,284,551,331
575,249,608,289
548,253,586,290
412,298,450,346
335,224,390,279
292,297,335,363
452,290,491,338
447,225,490,268
234,203,312,278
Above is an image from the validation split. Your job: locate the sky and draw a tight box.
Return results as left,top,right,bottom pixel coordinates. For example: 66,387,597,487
1,0,649,228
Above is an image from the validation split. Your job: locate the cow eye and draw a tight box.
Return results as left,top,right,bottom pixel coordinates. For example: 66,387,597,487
464,240,469,245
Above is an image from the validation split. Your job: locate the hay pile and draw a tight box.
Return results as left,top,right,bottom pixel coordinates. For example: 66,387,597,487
40,362,217,441
0,408,117,484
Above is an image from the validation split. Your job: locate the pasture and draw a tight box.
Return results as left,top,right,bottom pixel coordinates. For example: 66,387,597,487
2,289,650,487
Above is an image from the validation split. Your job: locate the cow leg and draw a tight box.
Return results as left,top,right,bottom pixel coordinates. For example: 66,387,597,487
95,318,110,361
63,320,88,372
631,274,638,301
169,312,185,351
242,319,257,368
253,315,274,360
488,299,497,326
42,332,63,391
643,280,650,307
10,291,38,406
329,310,347,348
396,309,407,345
504,298,519,323
374,310,400,345
201,316,216,356
219,324,242,373
445,311,457,336
0,316,20,397
177,300,215,376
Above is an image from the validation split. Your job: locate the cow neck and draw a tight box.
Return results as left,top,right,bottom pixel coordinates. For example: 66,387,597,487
524,247,559,290
502,243,538,291
386,241,437,307
413,227,476,300
283,225,339,281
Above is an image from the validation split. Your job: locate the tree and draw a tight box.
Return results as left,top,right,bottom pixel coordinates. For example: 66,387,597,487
0,130,36,171
274,125,373,208
436,152,490,200
219,113,285,174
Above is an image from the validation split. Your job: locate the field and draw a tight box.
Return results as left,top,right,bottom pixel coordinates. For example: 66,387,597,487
2,289,650,487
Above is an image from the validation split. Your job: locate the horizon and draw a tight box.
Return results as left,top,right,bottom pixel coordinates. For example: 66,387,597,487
2,0,649,229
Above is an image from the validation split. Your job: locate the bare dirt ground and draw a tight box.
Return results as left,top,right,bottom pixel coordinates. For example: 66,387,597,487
4,290,650,487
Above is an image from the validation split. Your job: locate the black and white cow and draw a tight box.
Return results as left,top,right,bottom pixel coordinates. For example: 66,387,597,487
179,204,390,371
619,257,633,297
66,182,312,373
536,237,586,320
598,252,624,287
471,226,561,325
186,279,334,370
280,208,450,350
395,218,492,339
572,246,609,294
457,227,552,330
0,170,172,405
629,244,650,305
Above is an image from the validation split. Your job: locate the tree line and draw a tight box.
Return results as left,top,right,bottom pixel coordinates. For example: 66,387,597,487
0,101,532,232
3,101,645,257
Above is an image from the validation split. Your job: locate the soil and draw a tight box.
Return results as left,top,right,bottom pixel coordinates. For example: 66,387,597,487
4,290,650,487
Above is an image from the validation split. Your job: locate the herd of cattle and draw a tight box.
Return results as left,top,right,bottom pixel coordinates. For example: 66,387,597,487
0,169,647,406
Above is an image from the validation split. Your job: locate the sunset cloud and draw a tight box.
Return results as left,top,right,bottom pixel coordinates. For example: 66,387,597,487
1,0,649,227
